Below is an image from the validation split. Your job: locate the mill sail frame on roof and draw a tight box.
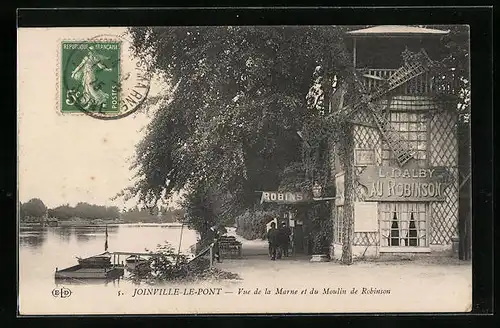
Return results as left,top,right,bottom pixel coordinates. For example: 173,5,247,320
330,48,435,167
328,25,451,167
330,25,465,260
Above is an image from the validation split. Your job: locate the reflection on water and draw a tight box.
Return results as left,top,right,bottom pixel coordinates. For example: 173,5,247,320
75,232,96,243
20,230,47,248
54,227,72,243
53,276,125,287
19,224,199,290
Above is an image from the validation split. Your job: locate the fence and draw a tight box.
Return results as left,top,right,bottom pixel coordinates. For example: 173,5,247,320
358,68,460,95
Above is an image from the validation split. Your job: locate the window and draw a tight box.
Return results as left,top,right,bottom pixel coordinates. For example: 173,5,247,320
334,206,344,244
382,112,427,167
380,202,428,247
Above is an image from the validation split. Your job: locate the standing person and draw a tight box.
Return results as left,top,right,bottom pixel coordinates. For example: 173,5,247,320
279,221,291,257
266,222,279,260
207,225,221,263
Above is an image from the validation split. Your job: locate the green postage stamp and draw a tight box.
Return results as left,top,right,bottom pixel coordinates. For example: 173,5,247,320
61,41,121,113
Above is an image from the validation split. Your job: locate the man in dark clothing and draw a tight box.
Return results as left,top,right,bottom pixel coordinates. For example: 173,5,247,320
266,222,279,260
206,225,221,263
278,222,291,257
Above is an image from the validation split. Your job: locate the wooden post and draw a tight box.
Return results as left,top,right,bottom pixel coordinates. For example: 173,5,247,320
209,244,213,268
176,222,185,265
458,121,472,261
341,124,354,265
329,139,336,258
353,38,357,69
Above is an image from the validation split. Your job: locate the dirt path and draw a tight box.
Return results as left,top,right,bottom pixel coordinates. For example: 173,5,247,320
214,227,472,312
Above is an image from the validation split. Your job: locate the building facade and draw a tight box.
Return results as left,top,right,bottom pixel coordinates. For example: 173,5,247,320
330,26,461,259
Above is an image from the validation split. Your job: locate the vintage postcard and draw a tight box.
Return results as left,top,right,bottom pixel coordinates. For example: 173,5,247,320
17,25,472,315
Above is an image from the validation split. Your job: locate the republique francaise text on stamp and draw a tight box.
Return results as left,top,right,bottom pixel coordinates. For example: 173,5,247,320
60,35,151,119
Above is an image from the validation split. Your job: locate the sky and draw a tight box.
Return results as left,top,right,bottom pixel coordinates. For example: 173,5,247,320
18,27,181,209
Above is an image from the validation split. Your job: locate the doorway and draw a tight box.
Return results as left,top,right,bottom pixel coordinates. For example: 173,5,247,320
293,224,305,254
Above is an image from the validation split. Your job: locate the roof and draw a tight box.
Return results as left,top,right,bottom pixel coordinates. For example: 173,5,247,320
346,25,450,37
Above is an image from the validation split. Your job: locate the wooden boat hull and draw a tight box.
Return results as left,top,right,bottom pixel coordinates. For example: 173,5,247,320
77,258,112,268
125,256,149,271
77,252,112,268
55,264,124,280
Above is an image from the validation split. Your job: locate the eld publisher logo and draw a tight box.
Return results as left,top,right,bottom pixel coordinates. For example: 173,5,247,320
52,287,72,298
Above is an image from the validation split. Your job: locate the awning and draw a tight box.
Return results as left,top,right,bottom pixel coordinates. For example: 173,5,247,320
346,25,450,37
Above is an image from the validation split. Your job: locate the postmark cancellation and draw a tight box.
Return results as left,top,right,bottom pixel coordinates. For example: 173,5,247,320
59,35,151,119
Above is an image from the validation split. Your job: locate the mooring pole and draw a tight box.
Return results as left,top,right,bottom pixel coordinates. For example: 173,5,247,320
176,221,185,265
104,224,109,252
209,245,213,268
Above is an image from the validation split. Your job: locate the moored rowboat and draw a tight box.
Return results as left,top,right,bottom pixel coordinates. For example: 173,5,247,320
125,255,149,270
76,252,112,268
54,264,124,280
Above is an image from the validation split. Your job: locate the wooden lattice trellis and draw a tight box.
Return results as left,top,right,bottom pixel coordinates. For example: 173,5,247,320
348,107,381,246
333,96,459,248
428,109,459,244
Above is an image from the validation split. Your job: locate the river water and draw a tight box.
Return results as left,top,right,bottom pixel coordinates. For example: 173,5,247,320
18,224,218,314
19,223,199,282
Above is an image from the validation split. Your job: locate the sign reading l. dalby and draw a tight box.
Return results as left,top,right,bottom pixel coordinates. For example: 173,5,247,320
357,166,450,202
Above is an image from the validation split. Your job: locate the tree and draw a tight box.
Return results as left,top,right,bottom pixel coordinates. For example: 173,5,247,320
19,201,26,220
105,206,121,219
20,198,47,219
182,182,217,241
430,24,470,121
122,25,469,263
121,207,159,223
48,204,75,220
120,26,352,236
48,203,121,221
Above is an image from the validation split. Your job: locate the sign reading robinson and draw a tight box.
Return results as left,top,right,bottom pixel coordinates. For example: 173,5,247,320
357,166,450,202
260,191,312,204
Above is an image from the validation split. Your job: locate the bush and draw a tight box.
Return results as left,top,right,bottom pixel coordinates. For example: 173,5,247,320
235,209,278,240
128,242,240,284
309,203,333,254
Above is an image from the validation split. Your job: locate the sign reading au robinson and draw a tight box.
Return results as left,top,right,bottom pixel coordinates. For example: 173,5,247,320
357,166,451,202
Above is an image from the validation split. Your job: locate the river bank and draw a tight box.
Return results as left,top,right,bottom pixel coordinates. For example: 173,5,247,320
19,222,184,228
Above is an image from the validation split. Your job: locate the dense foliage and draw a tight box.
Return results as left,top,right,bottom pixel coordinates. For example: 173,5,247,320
235,208,280,240
129,242,240,283
121,26,352,223
19,198,47,219
121,25,470,261
431,25,470,122
121,206,184,223
47,202,120,221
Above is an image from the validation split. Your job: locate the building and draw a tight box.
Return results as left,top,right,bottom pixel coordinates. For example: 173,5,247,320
330,25,465,259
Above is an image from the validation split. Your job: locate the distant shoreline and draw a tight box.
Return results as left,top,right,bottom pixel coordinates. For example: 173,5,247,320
19,222,184,228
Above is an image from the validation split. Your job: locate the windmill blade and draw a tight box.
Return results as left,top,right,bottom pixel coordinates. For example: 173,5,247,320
330,49,434,121
368,49,434,101
368,102,415,167
362,73,386,81
326,49,433,167
363,49,434,167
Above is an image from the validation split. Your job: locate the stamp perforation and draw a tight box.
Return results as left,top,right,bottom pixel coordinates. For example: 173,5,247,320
56,33,150,120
